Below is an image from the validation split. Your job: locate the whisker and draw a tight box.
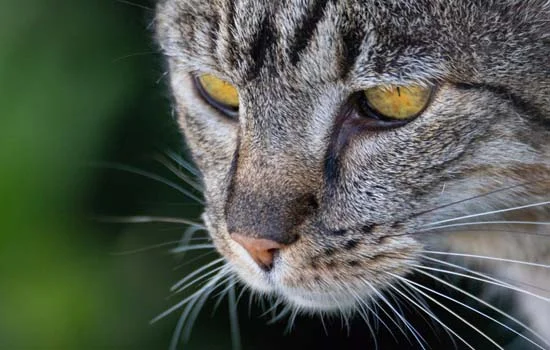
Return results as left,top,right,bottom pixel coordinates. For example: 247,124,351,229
90,162,204,204
153,265,229,324
390,282,444,342
268,303,292,324
259,297,284,318
388,282,475,350
413,263,550,302
155,154,203,192
170,244,215,254
422,255,550,294
413,264,550,348
418,221,550,232
211,277,240,314
285,308,300,334
156,71,169,85
182,273,234,342
111,240,186,256
422,250,550,269
391,273,504,349
228,277,242,350
345,285,394,347
173,251,217,270
347,284,401,343
116,0,153,11
177,225,210,259
329,294,351,334
423,200,550,227
235,285,248,308
412,178,550,219
163,149,201,177
112,51,157,63
170,298,196,350
95,215,205,227
420,228,550,239
171,258,225,293
365,280,427,350
348,293,380,350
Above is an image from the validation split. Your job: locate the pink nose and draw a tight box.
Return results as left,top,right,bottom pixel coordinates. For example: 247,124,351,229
230,233,285,271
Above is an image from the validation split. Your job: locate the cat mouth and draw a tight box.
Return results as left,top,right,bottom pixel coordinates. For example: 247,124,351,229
231,255,372,313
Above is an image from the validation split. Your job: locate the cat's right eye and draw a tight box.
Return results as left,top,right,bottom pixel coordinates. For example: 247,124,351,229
194,74,239,118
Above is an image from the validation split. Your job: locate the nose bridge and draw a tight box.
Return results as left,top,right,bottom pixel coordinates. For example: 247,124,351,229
241,84,320,152
225,140,319,245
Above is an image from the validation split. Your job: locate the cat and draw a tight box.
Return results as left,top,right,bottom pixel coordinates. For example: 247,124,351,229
154,0,550,348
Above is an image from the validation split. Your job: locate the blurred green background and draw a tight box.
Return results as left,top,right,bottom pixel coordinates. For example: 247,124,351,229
0,0,215,348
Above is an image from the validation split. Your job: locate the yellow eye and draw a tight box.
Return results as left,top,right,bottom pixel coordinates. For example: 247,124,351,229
196,74,239,111
363,85,433,120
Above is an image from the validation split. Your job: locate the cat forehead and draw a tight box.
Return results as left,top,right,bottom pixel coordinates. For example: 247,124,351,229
157,0,547,85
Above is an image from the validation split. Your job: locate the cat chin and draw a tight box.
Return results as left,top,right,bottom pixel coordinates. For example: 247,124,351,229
279,288,360,313
233,267,369,313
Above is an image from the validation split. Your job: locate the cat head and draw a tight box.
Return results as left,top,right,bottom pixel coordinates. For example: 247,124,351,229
156,0,550,312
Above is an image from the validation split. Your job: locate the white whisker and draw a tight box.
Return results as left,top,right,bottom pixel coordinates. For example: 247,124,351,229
155,154,203,192
422,255,550,295
212,277,240,314
391,273,504,349
235,285,248,308
182,273,234,342
116,0,153,11
423,200,550,227
344,285,392,348
164,149,201,177
228,277,242,350
96,215,205,228
111,240,182,256
173,251,217,270
365,280,428,350
259,297,284,318
413,263,550,302
418,221,550,232
91,162,204,204
153,265,230,324
171,244,215,254
388,282,475,350
422,250,550,269
268,303,292,324
171,259,226,293
179,224,209,250
285,308,300,334
413,264,549,348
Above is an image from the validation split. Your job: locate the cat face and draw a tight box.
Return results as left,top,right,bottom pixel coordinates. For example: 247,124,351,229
156,0,550,312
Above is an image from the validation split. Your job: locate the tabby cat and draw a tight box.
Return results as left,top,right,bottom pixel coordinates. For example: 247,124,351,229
154,0,550,348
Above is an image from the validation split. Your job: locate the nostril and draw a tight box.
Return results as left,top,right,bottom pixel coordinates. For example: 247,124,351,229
298,193,319,212
230,233,285,271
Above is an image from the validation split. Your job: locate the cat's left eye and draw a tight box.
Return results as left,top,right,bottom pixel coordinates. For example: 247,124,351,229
194,74,239,118
356,85,434,126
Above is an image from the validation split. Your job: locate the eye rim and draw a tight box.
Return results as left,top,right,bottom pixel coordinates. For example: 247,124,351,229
192,74,239,120
354,85,436,128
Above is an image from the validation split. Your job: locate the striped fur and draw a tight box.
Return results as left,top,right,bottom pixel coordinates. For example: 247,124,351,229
156,0,550,347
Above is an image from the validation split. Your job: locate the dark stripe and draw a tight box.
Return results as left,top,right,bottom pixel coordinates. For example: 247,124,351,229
209,10,220,64
289,0,333,65
223,139,241,220
225,0,238,67
246,15,275,79
455,82,549,130
176,12,196,51
339,14,366,78
323,103,354,195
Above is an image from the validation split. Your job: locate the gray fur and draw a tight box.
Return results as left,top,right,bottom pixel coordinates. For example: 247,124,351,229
156,0,550,343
